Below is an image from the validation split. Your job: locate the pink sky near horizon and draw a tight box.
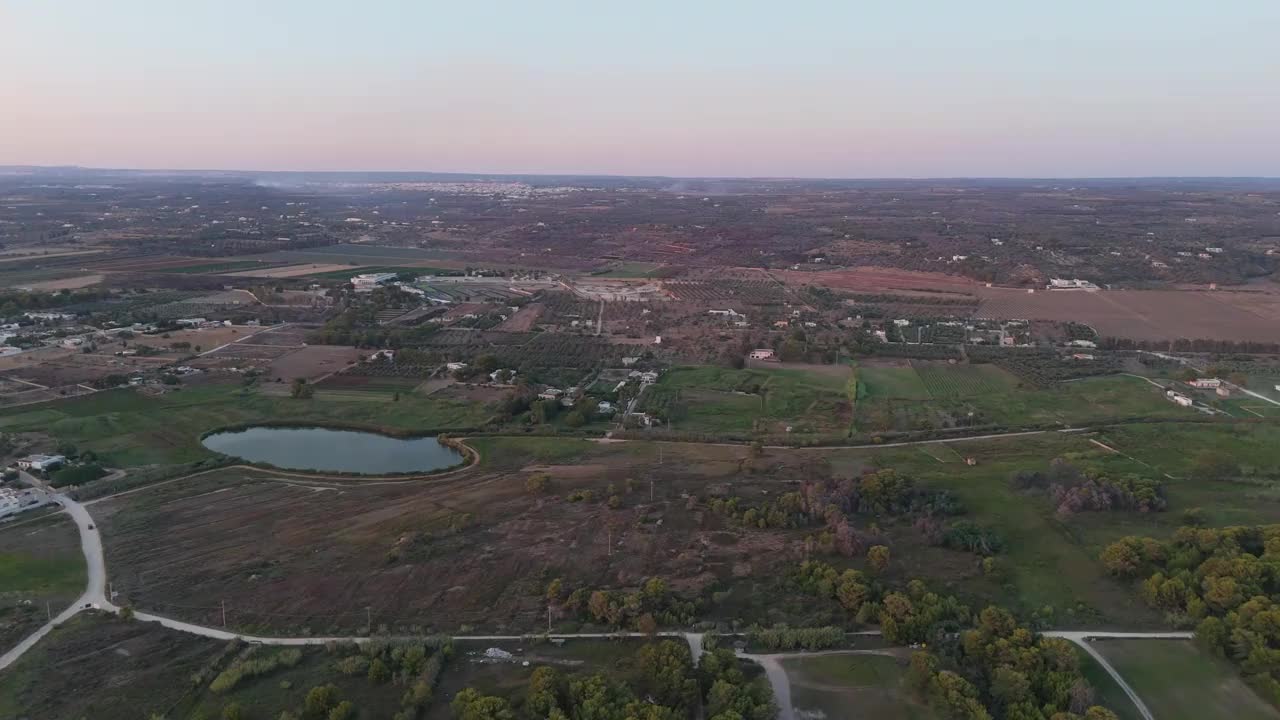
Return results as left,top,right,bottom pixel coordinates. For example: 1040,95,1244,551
3,1,1278,177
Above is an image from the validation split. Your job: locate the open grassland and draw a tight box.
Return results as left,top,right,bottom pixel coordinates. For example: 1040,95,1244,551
855,362,1187,433
160,260,288,274
0,383,491,468
858,365,932,400
1075,646,1144,720
781,653,939,720
1097,640,1280,720
645,365,852,435
591,261,665,278
0,514,86,655
0,613,223,720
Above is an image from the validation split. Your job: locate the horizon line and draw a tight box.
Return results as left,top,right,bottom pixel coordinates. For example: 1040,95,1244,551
2,164,1279,183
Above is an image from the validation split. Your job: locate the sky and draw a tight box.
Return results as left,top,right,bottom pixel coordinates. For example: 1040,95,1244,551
2,1,1277,178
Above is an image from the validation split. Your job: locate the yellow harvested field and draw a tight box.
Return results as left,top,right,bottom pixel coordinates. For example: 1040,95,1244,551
225,263,353,278
18,274,104,291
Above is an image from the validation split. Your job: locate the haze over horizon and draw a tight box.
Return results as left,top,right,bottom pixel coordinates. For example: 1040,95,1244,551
3,0,1278,178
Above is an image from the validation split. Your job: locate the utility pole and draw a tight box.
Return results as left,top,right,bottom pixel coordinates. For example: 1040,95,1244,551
650,478,655,503
46,600,51,621
607,524,613,557
220,600,227,628
366,607,372,631
547,605,552,634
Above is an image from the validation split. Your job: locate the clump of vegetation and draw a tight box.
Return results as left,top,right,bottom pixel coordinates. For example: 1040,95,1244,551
209,648,303,693
906,606,1121,720
1101,524,1280,703
1014,459,1167,515
555,576,697,630
451,640,719,720
746,625,846,651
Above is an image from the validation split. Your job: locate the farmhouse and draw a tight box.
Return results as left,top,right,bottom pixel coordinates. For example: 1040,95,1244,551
1165,391,1194,407
1187,378,1222,389
16,454,66,472
1047,278,1099,290
749,349,777,361
351,272,398,292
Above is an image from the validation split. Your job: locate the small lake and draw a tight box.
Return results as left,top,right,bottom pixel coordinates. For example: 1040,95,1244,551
201,426,465,475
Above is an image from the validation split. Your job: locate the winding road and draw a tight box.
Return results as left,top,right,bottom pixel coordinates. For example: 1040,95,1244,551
0,471,1199,720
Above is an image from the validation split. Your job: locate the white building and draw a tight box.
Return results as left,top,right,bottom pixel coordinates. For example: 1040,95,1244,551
1188,378,1222,389
351,273,398,292
16,454,66,472
749,349,776,360
1048,278,1099,290
1165,391,1194,407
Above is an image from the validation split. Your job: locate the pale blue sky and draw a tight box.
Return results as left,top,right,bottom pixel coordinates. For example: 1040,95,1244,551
2,1,1277,177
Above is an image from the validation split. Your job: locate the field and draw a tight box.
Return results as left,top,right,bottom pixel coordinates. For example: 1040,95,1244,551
1095,640,1280,720
854,362,1186,433
780,653,939,720
0,613,226,719
592,261,665,278
225,263,356,278
265,344,366,382
160,260,288,274
305,265,450,280
0,514,86,654
642,364,852,435
15,273,104,290
976,287,1280,342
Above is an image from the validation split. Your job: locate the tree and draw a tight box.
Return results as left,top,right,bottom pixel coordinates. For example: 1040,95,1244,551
450,687,514,720
222,704,244,720
303,684,340,719
546,578,564,603
290,378,314,399
636,613,659,636
327,702,354,720
367,657,390,683
867,545,891,574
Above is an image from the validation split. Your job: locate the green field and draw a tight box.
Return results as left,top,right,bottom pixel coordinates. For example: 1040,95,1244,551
859,365,933,400
591,261,664,278
1075,647,1144,720
1097,640,1279,720
162,260,287,274
914,362,1019,397
781,653,938,720
0,383,492,468
0,515,85,598
856,362,1186,433
644,365,852,435
0,515,86,655
306,265,451,280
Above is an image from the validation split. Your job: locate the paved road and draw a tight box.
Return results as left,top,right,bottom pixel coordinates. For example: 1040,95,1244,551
0,473,114,672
